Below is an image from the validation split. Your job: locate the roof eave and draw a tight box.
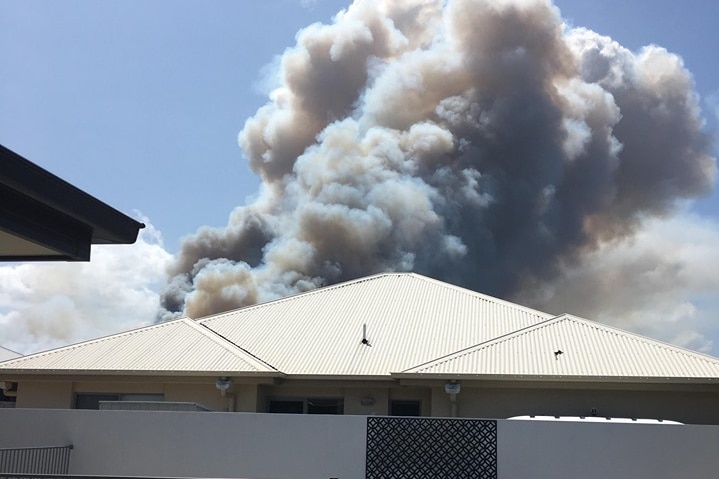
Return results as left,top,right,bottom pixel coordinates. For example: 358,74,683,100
0,369,286,378
0,145,144,261
279,373,395,382
390,372,719,384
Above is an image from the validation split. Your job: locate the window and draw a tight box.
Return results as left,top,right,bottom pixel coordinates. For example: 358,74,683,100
307,397,344,415
390,400,421,417
0,384,17,407
75,393,119,409
267,397,344,415
268,399,304,414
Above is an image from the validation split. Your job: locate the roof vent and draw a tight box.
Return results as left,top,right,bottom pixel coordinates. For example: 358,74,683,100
361,324,372,347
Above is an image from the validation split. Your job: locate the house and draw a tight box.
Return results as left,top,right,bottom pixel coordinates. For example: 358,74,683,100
1,273,718,424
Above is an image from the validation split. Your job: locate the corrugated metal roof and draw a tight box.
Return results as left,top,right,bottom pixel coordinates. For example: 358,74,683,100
4,273,718,382
400,314,719,380
199,273,552,376
0,317,278,375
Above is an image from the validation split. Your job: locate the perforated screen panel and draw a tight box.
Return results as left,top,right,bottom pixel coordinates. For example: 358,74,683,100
366,416,497,479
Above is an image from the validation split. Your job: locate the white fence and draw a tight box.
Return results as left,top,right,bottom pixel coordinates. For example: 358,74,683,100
0,409,717,479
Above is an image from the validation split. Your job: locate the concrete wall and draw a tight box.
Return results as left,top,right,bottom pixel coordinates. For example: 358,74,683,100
0,409,367,479
1,409,718,478
497,419,719,479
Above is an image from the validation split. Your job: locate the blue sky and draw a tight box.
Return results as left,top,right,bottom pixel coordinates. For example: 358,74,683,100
1,0,718,355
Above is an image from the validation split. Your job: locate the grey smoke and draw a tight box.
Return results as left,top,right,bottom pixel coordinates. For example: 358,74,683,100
160,0,715,320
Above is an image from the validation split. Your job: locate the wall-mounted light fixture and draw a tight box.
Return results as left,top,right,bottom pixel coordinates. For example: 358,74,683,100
360,396,376,406
444,382,461,395
215,377,232,395
445,381,461,417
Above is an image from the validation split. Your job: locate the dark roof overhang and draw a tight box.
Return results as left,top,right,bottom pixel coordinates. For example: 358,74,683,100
0,144,144,261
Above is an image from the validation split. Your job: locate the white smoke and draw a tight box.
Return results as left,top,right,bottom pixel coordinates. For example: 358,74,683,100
159,0,717,352
0,220,172,354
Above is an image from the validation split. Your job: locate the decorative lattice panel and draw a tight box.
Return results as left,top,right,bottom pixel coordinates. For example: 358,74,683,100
366,417,497,479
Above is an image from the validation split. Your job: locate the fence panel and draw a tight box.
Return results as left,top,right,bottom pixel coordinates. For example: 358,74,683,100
366,417,497,479
0,445,73,474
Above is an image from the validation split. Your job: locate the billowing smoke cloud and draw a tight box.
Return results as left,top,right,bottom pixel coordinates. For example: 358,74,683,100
160,0,715,322
0,221,172,354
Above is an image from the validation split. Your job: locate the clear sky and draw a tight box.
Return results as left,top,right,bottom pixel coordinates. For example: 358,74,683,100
1,0,718,355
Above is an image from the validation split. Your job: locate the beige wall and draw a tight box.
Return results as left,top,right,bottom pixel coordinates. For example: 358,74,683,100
16,381,73,408
15,378,248,412
11,376,719,424
344,387,389,415
74,381,164,395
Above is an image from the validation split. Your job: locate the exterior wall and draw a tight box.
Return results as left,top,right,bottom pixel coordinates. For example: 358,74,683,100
73,381,164,396
1,409,719,479
11,377,719,424
344,387,389,415
431,386,452,417
16,381,72,408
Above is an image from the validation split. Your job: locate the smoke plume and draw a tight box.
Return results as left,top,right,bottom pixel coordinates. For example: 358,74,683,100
160,0,715,321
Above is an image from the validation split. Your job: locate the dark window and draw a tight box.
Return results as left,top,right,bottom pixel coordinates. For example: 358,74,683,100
75,393,119,409
267,397,344,414
390,400,421,417
268,399,304,414
0,388,16,406
307,397,344,415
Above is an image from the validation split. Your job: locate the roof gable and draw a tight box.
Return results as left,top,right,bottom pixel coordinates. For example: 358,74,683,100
199,273,552,376
400,314,719,381
0,317,278,376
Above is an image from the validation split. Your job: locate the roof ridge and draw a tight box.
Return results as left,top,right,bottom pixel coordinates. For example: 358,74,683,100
406,273,554,319
190,320,281,373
